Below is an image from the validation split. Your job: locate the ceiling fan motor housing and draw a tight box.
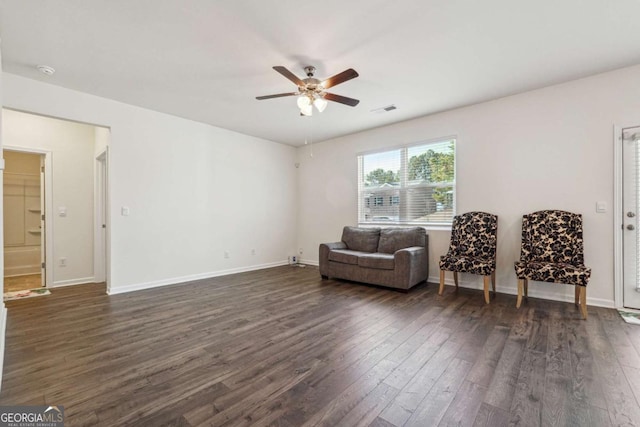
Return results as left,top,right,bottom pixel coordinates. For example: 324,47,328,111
301,66,322,94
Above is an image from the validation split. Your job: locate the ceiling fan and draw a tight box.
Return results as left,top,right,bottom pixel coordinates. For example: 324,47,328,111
256,66,360,116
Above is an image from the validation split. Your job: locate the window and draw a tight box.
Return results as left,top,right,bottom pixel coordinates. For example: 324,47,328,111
358,138,455,225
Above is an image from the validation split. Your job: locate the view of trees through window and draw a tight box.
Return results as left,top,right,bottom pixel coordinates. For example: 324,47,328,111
358,139,455,224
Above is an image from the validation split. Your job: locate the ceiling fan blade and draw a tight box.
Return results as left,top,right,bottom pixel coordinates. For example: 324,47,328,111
322,68,359,89
324,92,360,107
256,92,298,100
273,66,305,86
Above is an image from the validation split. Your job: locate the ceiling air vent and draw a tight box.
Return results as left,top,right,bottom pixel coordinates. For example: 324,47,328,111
371,104,397,114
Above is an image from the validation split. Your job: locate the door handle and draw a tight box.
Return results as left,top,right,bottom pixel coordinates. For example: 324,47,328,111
628,224,635,230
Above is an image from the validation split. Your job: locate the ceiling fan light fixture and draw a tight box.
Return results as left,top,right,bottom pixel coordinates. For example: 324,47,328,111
297,95,311,109
300,104,313,116
314,96,328,113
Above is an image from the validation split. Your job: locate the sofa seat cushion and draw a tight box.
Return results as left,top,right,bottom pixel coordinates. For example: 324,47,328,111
358,253,395,270
378,227,426,254
514,261,591,287
342,226,381,253
328,249,370,265
440,254,495,276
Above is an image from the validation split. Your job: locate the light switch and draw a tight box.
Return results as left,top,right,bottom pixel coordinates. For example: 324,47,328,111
58,207,67,217
596,201,607,213
121,206,130,216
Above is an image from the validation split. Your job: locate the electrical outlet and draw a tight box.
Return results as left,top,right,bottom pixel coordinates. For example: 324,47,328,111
224,251,230,259
299,247,303,255
59,257,67,267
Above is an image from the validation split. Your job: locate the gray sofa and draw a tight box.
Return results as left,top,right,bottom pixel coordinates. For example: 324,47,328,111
319,226,429,291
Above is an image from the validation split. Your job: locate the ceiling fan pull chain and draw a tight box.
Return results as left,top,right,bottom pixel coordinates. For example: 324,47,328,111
306,115,314,157
311,115,314,157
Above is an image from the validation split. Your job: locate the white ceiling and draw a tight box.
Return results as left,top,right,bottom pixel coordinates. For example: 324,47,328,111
1,0,640,146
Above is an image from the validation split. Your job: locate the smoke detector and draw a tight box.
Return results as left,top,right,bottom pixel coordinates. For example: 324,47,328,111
36,65,56,76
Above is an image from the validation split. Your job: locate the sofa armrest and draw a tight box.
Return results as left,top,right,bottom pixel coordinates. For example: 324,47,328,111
321,242,347,251
319,242,347,277
394,246,429,288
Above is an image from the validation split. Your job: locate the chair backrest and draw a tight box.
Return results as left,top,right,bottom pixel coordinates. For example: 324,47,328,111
448,211,498,260
520,210,584,265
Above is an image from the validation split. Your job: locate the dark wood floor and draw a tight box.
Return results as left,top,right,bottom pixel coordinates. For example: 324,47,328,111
1,266,639,426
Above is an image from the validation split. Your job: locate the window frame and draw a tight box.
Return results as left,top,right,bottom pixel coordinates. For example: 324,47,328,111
357,136,457,229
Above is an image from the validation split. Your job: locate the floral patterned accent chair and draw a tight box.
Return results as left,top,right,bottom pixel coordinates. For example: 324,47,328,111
514,210,591,319
439,211,498,304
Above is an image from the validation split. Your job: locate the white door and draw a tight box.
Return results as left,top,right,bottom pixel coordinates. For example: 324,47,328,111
622,126,640,309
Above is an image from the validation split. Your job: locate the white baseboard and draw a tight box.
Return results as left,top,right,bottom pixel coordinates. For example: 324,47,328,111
51,277,95,288
107,261,289,295
431,275,615,308
0,303,6,393
101,259,615,308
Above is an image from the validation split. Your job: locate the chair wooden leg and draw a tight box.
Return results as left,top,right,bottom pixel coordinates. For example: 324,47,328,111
483,276,490,304
524,279,528,300
491,271,496,296
575,285,580,307
439,270,445,295
453,272,459,291
516,279,524,308
579,286,588,319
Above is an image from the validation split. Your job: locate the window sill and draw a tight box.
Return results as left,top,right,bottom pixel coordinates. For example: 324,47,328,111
358,223,452,231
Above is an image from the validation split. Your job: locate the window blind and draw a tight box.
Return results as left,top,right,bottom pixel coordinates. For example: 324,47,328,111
358,138,455,225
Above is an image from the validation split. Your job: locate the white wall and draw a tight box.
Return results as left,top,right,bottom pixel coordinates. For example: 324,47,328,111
7,63,637,307
3,73,298,294
94,126,109,157
3,110,96,286
297,64,640,308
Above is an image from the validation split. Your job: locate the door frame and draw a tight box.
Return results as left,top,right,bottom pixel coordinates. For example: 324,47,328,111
2,145,53,287
612,123,640,309
94,148,109,288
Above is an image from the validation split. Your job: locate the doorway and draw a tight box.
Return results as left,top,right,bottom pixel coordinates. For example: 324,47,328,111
2,149,49,294
621,126,640,310
2,109,111,297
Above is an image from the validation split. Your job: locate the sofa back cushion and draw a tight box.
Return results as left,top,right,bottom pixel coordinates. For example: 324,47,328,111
377,227,426,254
341,226,381,253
